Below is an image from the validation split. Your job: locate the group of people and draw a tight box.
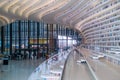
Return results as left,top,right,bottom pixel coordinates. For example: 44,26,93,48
11,50,42,60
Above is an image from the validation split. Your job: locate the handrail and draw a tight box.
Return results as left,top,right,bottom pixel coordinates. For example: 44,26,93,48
28,47,99,80
60,49,73,80
86,60,99,80
61,48,99,80
28,48,73,80
61,48,81,80
79,48,99,80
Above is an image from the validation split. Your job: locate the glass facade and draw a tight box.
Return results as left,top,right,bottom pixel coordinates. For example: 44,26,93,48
0,20,81,59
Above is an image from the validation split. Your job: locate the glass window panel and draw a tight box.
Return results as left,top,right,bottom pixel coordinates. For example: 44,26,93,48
2,20,81,55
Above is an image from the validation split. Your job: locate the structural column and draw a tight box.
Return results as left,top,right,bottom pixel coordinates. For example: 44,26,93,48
10,23,12,55
49,24,55,53
1,26,4,54
18,21,21,53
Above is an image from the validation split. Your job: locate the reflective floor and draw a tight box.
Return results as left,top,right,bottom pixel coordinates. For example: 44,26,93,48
62,48,120,80
0,59,43,80
79,48,120,80
28,50,70,80
1,48,120,80
62,50,93,80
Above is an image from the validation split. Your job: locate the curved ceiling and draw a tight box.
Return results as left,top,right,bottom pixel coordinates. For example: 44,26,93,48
0,0,118,31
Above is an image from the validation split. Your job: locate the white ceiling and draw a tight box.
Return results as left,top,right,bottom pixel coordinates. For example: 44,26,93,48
0,0,109,30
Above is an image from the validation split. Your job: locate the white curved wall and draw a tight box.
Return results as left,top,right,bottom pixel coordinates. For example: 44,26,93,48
80,0,120,52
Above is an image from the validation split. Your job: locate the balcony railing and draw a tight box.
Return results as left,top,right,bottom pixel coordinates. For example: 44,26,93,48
28,47,74,80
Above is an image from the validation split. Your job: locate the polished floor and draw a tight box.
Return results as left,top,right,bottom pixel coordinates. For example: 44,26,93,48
79,48,120,80
62,50,93,80
1,48,120,80
0,59,43,80
62,48,120,80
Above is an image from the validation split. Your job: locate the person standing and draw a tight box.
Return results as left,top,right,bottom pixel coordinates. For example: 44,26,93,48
33,51,36,60
31,51,34,60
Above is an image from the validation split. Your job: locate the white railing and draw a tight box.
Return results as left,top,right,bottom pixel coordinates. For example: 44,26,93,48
85,60,99,80
61,48,99,80
28,48,74,80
